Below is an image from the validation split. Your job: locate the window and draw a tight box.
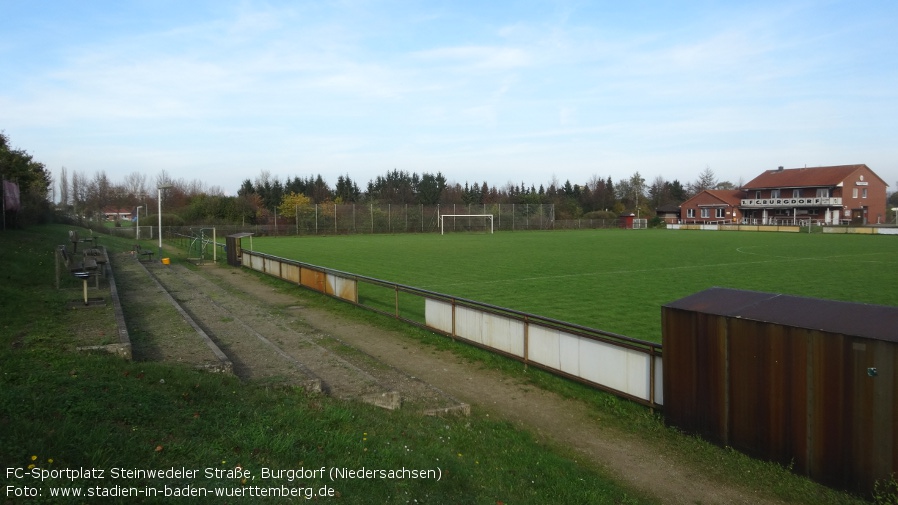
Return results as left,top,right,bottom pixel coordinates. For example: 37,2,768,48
755,191,761,199
816,188,830,198
687,209,695,218
770,189,781,198
853,188,858,198
863,188,868,198
793,189,801,198
715,208,726,218
701,208,710,218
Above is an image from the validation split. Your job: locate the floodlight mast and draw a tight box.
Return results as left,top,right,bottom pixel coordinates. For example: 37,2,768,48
157,184,173,260
135,205,143,239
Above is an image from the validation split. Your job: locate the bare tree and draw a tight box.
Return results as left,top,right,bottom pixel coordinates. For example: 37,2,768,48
155,169,174,189
648,175,669,208
124,171,148,199
85,171,112,218
690,166,718,195
71,170,87,216
58,166,69,208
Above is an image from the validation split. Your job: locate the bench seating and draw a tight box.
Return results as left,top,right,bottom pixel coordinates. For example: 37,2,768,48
68,230,96,252
58,245,102,305
133,244,154,261
59,245,98,273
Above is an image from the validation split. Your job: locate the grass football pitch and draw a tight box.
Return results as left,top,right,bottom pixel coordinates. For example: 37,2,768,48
252,229,898,342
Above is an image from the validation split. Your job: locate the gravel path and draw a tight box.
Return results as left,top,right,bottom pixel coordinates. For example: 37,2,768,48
112,254,785,504
113,253,466,414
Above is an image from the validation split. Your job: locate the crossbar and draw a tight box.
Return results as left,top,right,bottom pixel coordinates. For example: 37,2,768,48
439,214,494,235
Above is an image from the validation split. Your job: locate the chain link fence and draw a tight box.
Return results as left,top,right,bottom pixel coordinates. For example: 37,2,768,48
167,203,557,237
91,203,636,240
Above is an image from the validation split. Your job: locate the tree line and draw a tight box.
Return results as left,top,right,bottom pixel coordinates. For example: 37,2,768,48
2,131,749,227
0,132,54,227
218,168,730,224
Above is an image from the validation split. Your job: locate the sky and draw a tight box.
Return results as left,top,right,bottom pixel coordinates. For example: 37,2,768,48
1,0,896,197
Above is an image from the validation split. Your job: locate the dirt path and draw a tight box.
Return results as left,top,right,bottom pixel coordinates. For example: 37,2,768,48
115,256,782,505
199,265,783,505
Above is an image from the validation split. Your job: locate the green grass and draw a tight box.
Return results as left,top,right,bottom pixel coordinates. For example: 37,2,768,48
1,225,650,504
1,225,880,504
251,229,898,342
239,250,872,505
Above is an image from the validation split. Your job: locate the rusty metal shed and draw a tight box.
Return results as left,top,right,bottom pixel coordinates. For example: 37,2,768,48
225,233,253,267
662,287,898,495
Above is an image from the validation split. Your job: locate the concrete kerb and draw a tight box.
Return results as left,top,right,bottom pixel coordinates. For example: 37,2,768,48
136,260,234,375
76,247,132,359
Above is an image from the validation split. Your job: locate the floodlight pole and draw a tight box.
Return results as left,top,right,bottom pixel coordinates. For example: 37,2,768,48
135,205,143,240
157,184,173,261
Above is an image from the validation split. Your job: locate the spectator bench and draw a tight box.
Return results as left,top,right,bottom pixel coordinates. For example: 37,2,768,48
133,244,154,261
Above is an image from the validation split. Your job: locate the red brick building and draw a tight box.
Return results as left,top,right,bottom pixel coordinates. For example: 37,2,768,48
679,164,889,225
679,189,744,224
740,164,888,225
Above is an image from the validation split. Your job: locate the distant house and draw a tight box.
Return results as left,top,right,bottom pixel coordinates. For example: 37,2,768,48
655,204,681,224
679,190,744,224
103,208,132,221
740,164,888,225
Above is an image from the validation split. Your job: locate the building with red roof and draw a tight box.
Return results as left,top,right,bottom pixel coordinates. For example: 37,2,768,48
740,164,887,225
680,189,744,224
679,164,888,225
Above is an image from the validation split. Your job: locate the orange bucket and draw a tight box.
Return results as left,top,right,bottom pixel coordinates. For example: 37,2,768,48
161,258,171,265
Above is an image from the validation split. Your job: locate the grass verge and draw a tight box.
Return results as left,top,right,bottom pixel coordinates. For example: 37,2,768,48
1,224,650,504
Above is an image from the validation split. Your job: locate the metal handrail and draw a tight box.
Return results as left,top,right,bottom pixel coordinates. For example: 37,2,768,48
243,249,664,408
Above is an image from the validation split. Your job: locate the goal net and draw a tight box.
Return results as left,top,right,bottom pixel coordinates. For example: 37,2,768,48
633,219,648,230
439,214,494,234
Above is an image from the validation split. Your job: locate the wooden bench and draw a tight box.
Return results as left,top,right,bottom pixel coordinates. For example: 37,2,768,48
59,245,98,273
133,244,154,262
83,247,109,277
68,230,96,253
58,245,100,305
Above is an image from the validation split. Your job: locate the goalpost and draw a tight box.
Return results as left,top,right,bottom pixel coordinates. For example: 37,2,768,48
135,225,154,240
439,214,494,235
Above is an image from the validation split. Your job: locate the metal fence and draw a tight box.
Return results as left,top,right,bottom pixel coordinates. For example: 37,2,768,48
97,203,655,239
263,203,557,235
241,249,664,408
551,218,622,230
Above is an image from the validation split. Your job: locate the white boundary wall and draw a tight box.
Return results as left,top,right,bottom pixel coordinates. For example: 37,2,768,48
242,249,663,408
822,226,898,235
668,223,800,232
671,223,898,235
425,298,663,405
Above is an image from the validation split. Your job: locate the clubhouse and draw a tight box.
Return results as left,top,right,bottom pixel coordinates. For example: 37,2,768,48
679,164,889,226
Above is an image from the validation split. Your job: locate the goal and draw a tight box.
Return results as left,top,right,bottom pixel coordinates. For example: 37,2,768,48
439,214,494,235
135,225,154,240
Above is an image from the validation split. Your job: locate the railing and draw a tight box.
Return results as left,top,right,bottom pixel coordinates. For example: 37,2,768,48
241,249,663,408
670,223,800,232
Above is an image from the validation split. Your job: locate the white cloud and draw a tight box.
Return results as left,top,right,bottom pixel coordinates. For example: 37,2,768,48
1,1,896,193
411,45,532,71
